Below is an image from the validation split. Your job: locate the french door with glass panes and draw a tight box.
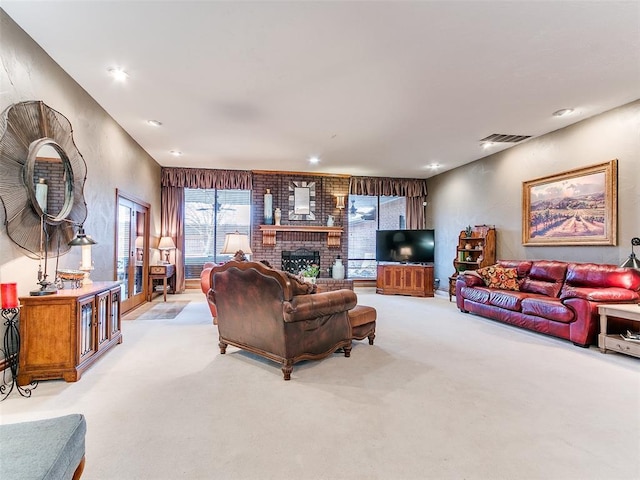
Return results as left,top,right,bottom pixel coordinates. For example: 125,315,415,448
116,191,150,313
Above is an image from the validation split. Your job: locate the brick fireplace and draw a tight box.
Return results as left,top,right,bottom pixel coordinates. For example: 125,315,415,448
251,172,349,278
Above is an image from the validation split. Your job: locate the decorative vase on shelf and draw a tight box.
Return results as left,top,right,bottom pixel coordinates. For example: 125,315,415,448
332,257,345,279
327,215,334,227
264,189,273,224
274,208,281,226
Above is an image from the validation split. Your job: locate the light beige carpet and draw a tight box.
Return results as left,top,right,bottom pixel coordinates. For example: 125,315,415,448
1,289,638,480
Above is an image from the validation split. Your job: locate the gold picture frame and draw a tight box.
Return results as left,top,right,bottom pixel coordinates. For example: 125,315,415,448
522,160,617,246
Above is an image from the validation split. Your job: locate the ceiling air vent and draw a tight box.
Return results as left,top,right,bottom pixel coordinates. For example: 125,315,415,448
480,133,531,143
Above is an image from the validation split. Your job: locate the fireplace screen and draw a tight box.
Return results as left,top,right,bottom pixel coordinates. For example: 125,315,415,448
281,248,320,275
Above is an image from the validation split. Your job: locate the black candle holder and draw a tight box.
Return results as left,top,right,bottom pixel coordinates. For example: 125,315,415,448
1,307,38,400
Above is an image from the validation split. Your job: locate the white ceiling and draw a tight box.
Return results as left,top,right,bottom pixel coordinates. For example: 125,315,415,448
3,1,639,179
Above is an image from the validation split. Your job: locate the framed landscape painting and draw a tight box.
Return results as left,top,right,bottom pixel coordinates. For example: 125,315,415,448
522,160,617,246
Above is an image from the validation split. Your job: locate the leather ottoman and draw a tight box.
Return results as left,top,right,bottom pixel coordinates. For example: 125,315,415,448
348,305,376,345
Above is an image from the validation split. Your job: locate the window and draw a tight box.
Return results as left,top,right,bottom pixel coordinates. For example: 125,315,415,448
347,195,406,278
184,188,251,279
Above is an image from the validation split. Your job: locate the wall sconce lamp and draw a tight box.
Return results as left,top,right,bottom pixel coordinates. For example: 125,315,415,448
221,231,252,262
336,195,346,210
158,236,176,264
620,237,640,269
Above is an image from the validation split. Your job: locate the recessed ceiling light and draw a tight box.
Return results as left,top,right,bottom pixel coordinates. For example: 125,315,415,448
309,156,320,164
428,163,440,170
147,120,162,127
552,108,574,117
169,150,183,156
107,67,129,81
481,141,495,149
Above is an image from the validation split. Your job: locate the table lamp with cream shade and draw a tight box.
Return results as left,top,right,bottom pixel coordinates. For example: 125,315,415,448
158,236,176,264
221,231,252,262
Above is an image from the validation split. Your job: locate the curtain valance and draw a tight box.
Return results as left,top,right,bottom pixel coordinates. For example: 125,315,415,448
161,167,253,190
349,176,428,197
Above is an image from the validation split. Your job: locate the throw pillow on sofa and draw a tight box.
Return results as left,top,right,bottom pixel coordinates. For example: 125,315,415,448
476,265,520,291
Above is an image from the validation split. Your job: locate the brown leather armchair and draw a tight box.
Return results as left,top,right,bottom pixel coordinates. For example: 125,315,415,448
208,261,357,380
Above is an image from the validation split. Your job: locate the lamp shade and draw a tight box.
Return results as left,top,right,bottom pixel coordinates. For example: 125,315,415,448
68,227,97,246
336,195,346,209
135,236,144,248
221,232,252,255
158,236,176,251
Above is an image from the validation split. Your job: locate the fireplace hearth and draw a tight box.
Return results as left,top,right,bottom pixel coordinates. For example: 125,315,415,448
281,248,320,275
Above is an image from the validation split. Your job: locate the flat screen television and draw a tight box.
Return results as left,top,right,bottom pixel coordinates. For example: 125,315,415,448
375,229,435,264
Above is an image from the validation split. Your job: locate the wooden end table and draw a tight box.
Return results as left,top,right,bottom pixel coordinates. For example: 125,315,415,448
448,275,458,302
148,264,176,302
598,303,640,358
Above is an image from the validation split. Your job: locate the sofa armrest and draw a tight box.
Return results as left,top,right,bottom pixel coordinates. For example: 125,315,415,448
560,285,640,302
456,272,484,288
200,267,213,294
283,289,357,322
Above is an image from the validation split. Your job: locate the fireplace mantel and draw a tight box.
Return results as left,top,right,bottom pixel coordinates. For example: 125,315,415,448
259,225,343,248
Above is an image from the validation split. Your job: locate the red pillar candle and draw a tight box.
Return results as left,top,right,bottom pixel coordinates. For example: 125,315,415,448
1,283,18,309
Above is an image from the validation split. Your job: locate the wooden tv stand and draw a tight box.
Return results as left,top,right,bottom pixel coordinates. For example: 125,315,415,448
376,264,434,297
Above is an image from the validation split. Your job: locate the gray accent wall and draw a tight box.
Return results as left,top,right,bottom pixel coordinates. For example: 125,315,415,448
0,10,162,297
427,100,640,288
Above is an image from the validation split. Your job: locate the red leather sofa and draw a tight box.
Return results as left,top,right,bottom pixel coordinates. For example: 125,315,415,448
456,260,640,347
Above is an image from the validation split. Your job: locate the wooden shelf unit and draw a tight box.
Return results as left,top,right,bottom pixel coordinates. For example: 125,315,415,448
449,225,496,299
18,282,122,385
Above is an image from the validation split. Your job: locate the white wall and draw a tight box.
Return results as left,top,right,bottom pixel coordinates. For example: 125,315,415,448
427,100,640,287
0,11,162,298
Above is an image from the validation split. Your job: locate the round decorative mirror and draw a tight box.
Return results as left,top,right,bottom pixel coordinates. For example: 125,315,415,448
0,101,88,258
24,138,75,222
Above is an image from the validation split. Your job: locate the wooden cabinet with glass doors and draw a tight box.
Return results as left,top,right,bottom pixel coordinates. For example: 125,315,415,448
18,282,122,385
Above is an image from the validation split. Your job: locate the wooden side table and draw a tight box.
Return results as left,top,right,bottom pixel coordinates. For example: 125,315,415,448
598,303,640,358
448,274,458,302
148,264,176,302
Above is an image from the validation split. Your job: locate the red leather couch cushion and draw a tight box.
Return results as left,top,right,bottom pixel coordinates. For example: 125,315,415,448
520,261,568,298
521,297,574,323
560,286,639,302
488,290,530,312
498,260,533,278
564,263,640,291
461,285,490,304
